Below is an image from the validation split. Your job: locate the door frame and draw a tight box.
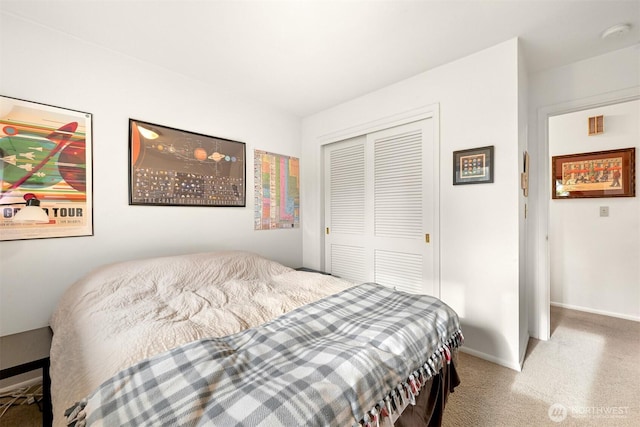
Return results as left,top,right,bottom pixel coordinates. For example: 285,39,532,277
318,103,441,295
535,87,639,340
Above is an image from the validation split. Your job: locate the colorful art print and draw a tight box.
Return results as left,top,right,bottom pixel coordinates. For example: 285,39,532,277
254,149,300,230
0,95,93,241
552,147,636,199
453,145,494,185
129,119,245,207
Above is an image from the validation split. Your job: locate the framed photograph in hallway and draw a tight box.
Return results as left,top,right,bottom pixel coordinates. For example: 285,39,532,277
129,119,246,207
552,147,636,199
453,145,494,185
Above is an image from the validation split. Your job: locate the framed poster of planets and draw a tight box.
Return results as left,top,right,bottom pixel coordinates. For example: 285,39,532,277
129,119,245,207
0,95,93,241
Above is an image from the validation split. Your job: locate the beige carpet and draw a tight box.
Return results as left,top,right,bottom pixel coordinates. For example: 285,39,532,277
1,306,638,426
0,384,42,427
443,306,640,426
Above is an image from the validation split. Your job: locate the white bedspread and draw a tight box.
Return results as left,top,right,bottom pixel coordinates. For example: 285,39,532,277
50,251,355,426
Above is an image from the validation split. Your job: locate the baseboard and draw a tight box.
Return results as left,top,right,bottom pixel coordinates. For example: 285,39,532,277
551,302,640,322
0,376,41,394
519,332,530,369
459,347,522,372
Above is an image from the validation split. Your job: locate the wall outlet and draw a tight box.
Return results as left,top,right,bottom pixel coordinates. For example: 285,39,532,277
599,206,609,217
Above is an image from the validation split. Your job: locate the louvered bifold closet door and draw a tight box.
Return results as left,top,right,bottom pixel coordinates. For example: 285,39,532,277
324,119,436,296
370,120,435,295
324,136,371,284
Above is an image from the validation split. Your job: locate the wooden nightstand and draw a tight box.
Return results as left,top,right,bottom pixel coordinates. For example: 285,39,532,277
0,327,53,427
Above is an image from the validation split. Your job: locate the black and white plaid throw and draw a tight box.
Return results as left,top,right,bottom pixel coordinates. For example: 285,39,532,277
66,283,462,427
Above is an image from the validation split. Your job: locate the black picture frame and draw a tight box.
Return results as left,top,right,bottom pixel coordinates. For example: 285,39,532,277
453,145,494,185
129,119,246,207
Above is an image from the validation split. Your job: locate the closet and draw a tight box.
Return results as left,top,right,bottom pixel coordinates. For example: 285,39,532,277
323,118,438,296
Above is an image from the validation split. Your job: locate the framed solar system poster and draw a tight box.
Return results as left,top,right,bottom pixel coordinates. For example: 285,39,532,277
453,145,494,185
129,119,246,207
0,95,93,241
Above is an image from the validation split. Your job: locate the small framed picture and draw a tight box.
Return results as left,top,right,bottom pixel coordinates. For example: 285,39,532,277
453,145,494,185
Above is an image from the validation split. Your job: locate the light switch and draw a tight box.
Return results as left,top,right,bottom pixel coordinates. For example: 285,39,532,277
599,206,609,217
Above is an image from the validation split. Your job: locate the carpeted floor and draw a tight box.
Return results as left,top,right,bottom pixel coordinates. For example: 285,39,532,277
0,384,42,427
443,306,640,426
1,306,637,426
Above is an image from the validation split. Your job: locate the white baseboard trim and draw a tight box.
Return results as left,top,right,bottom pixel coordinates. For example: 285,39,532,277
0,376,41,394
519,332,530,369
459,347,522,372
551,302,640,322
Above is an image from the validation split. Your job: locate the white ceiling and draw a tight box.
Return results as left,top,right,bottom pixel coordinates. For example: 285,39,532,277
2,0,639,117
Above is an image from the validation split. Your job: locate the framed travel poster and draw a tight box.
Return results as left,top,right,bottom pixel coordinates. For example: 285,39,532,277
0,95,93,241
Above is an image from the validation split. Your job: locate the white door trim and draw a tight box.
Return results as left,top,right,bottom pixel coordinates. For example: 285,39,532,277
536,86,640,340
317,104,439,145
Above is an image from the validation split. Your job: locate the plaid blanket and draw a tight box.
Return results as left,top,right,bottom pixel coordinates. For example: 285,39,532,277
65,283,462,427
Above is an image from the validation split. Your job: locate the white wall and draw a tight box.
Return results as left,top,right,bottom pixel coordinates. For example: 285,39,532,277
302,39,524,369
549,100,639,320
527,44,640,338
0,14,302,336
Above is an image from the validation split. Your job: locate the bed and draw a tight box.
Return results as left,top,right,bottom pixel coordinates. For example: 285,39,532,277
50,251,461,427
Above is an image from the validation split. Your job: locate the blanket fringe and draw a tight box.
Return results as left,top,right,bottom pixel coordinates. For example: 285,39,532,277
64,399,87,427
353,328,464,427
